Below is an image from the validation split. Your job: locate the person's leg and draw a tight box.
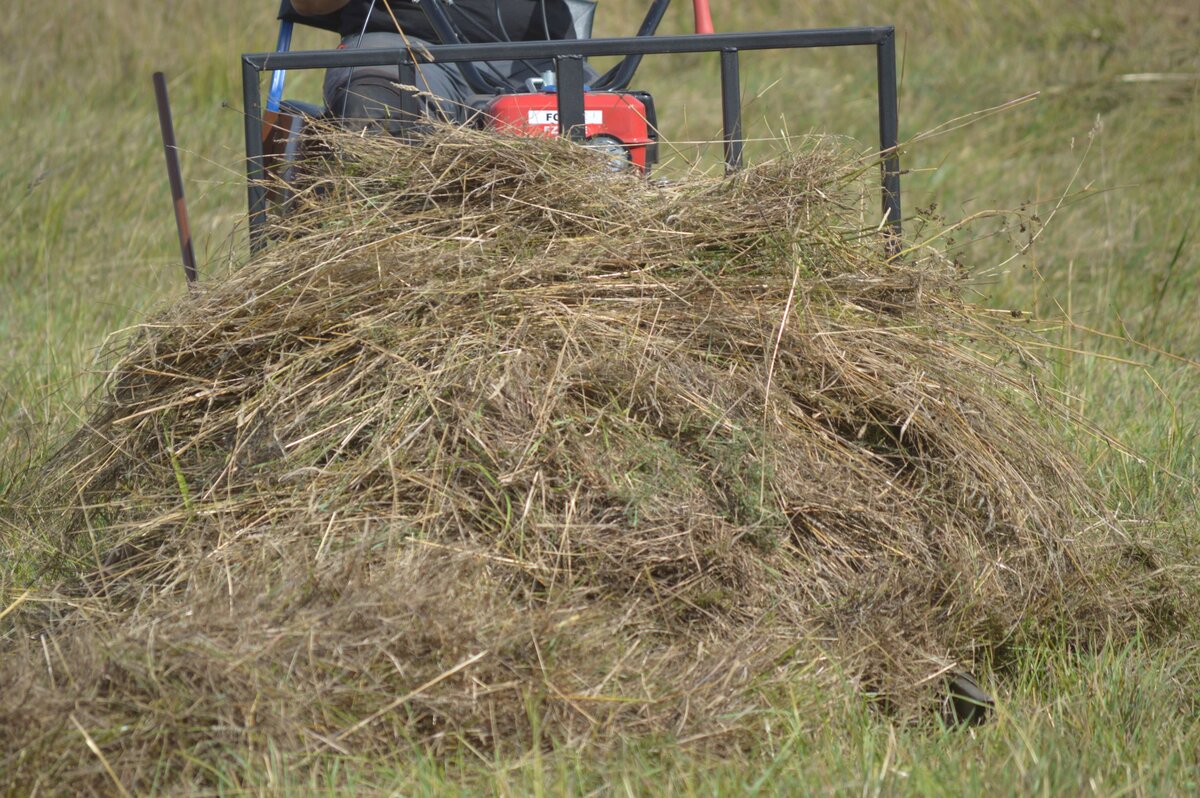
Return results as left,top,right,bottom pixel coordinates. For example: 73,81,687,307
322,33,475,132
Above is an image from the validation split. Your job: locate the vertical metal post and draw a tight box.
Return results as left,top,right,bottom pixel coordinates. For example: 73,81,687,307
720,48,743,173
243,58,268,254
555,54,587,141
876,30,902,245
399,57,421,124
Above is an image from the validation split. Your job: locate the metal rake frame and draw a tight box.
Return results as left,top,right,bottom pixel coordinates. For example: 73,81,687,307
241,26,901,251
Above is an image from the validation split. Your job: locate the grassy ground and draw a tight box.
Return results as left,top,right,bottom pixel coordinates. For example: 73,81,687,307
97,640,1195,796
2,0,1198,794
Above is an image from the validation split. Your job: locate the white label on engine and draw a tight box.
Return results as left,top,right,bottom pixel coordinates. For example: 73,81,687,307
527,109,604,126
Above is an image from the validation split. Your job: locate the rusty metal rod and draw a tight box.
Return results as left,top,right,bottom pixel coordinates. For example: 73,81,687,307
153,71,198,284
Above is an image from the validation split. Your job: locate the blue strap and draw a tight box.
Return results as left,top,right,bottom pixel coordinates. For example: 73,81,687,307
267,20,294,113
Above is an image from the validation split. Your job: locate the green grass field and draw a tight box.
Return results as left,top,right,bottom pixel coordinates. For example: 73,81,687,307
2,1,1198,794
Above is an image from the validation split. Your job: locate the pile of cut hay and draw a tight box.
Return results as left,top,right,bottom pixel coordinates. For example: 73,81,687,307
0,126,1177,791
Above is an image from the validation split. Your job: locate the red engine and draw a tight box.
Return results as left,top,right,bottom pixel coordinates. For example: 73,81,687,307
480,91,658,172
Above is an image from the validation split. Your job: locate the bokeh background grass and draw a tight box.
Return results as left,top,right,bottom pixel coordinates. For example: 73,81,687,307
2,1,1198,793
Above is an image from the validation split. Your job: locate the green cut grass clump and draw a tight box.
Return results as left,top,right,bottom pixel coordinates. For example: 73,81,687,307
0,125,1182,794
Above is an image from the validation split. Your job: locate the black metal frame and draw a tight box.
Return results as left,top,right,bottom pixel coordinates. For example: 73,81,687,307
242,27,901,252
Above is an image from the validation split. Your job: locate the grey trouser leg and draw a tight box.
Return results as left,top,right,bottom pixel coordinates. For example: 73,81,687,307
323,33,479,129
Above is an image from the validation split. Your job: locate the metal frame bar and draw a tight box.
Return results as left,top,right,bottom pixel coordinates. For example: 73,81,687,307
876,33,901,234
244,27,901,252
555,55,588,140
720,48,743,172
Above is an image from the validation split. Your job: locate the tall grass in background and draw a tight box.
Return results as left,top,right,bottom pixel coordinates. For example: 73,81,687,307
1,1,1197,792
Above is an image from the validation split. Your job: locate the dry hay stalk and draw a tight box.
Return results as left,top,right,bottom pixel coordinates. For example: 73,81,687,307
0,125,1178,791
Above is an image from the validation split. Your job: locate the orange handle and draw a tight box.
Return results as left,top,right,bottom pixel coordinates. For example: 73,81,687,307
693,0,714,34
